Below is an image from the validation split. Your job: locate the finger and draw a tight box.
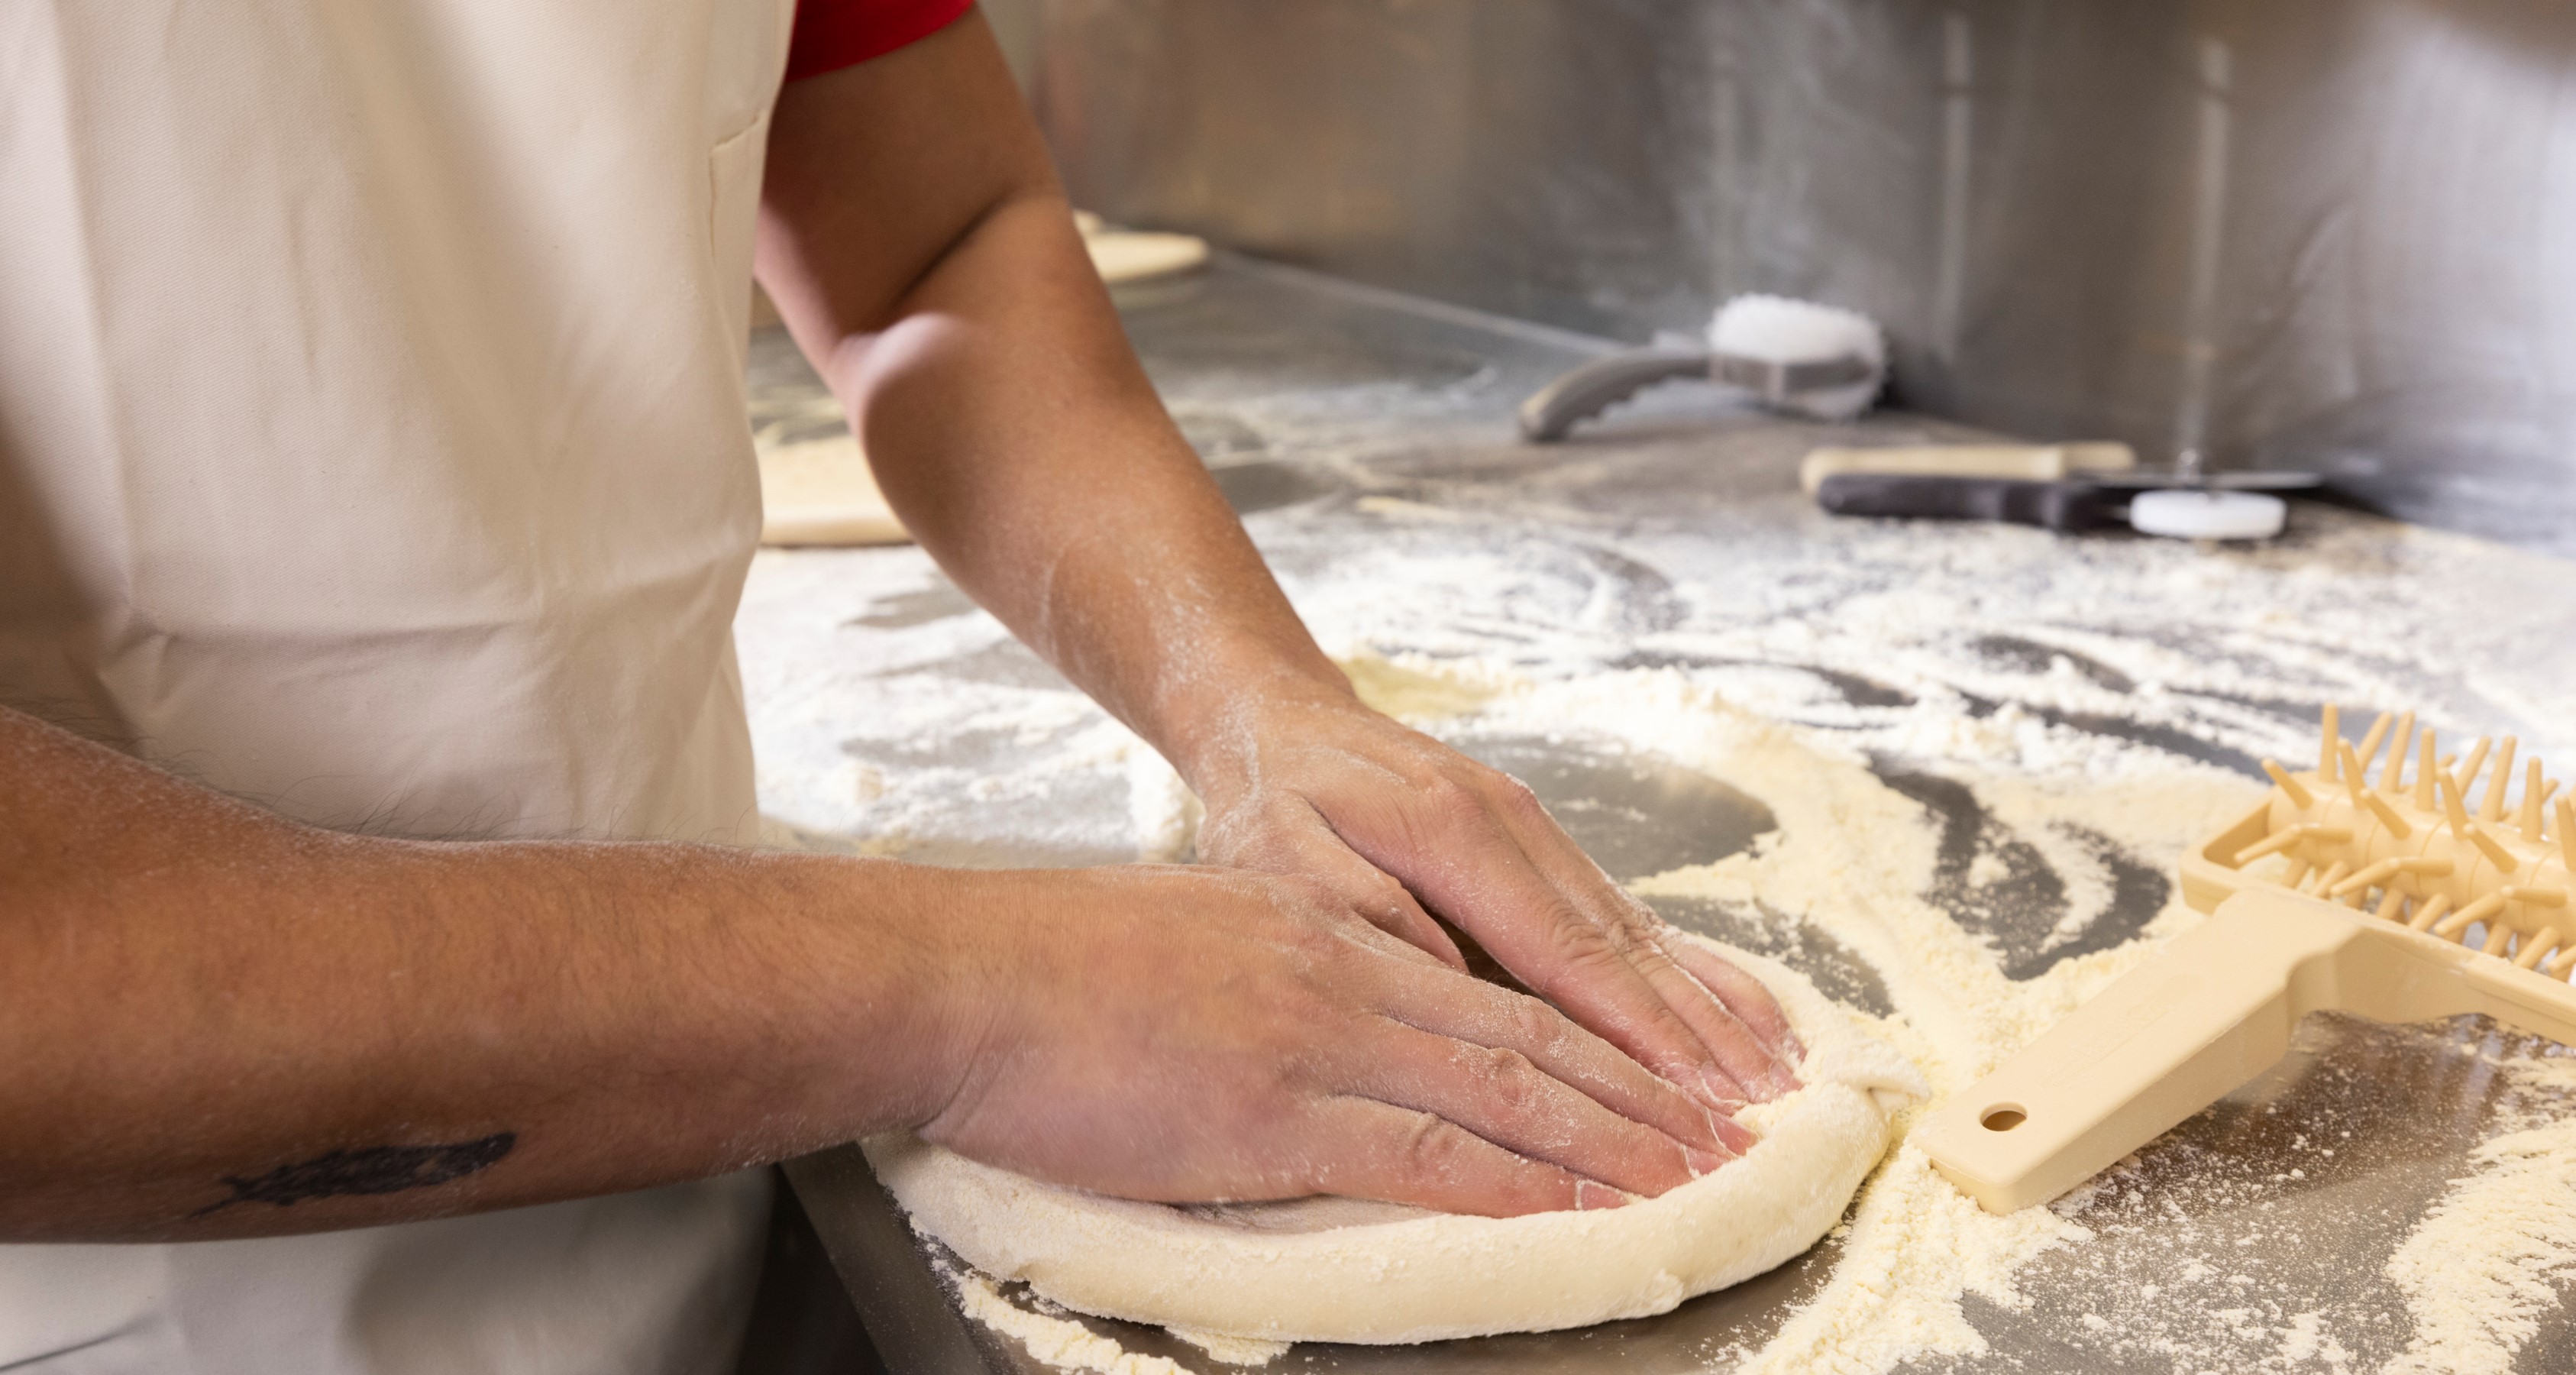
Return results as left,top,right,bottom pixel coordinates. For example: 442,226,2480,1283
1207,801,1466,970
1283,823,1464,971
1359,958,1741,1158
1351,1019,1731,1197
1664,935,1805,1069
1304,1098,1628,1218
1475,783,1803,1098
1329,788,1733,1100
1589,915,1791,1103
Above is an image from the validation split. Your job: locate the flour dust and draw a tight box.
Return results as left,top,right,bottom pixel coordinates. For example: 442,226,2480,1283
947,655,2576,1374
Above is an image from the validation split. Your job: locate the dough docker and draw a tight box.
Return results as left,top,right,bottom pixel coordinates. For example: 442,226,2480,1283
1921,706,2576,1212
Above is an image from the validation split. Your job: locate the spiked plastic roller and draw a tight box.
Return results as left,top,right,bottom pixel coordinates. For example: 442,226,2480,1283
1918,706,2576,1213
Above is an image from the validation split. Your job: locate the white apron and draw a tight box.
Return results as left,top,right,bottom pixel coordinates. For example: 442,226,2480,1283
0,0,799,1368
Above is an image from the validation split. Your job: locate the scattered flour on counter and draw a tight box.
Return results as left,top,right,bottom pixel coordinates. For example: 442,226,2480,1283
1126,747,1202,863
1528,668,2231,1372
936,654,2576,1373
955,1272,1194,1375
921,655,2576,1374
1167,1329,1293,1368
954,1270,1290,1370
2384,1055,2576,1375
952,657,2268,1373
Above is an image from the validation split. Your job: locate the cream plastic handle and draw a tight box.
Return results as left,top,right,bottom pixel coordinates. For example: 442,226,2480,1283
1918,888,2576,1212
1798,442,2136,497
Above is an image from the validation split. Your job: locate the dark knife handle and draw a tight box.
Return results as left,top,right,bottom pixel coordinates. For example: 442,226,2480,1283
1813,474,2124,532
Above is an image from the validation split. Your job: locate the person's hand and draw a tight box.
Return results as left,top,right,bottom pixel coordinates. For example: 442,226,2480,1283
914,865,1751,1217
1181,678,1803,1115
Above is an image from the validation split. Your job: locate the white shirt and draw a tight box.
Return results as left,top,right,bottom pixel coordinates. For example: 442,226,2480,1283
1,0,800,1367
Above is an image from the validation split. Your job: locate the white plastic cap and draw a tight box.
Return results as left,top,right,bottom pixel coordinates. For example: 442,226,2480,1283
1707,294,1887,421
2127,490,2287,541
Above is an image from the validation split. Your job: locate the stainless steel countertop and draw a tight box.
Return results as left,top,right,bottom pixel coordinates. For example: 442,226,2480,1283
737,257,2576,1372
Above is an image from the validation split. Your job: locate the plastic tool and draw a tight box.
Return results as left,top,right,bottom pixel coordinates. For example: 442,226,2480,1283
1920,706,2576,1213
1519,295,1885,441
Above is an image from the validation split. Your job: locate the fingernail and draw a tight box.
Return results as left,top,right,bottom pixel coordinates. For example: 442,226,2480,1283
1712,1115,1760,1154
1682,1146,1727,1178
1766,1066,1804,1098
1575,1180,1631,1211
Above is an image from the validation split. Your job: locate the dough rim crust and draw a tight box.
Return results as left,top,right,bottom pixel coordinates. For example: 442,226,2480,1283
867,940,1925,1346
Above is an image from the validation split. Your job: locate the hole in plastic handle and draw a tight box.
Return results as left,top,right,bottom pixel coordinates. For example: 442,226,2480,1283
1980,1105,2027,1131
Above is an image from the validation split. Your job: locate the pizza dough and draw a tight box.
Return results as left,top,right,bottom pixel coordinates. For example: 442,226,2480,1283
1083,229,1210,284
757,435,907,547
865,940,1925,1345
1074,208,1210,284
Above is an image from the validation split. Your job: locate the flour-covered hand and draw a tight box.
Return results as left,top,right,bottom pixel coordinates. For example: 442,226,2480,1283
917,865,1746,1217
1185,681,1804,1111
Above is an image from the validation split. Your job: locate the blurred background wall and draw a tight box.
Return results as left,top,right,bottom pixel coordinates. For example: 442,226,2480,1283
984,0,2576,555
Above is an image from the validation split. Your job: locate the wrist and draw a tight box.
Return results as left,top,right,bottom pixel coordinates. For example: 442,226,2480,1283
1153,653,1359,807
715,852,1014,1143
848,862,1044,1134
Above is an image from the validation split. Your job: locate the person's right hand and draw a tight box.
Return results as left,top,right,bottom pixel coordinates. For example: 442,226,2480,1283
913,865,1755,1218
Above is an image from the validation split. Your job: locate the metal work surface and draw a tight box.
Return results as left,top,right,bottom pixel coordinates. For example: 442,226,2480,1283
1016,0,2576,556
738,258,2576,1371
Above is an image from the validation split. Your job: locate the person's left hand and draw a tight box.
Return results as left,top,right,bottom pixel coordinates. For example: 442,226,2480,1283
1183,678,1804,1117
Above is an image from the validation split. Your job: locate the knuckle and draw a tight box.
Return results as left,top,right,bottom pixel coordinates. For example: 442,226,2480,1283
1504,991,1566,1051
1612,895,1672,940
1588,907,1660,962
1419,775,1491,831
1489,770,1550,821
1543,911,1624,972
1361,872,1417,918
1469,1046,1543,1114
1397,1113,1475,1180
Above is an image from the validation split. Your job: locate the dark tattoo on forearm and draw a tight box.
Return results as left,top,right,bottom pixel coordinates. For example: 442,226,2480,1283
190,1132,517,1217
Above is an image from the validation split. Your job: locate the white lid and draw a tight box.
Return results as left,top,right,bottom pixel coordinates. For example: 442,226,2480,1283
1707,295,1886,421
2127,489,2287,540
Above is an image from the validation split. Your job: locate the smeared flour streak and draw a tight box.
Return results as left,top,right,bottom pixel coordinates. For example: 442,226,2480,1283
2383,1057,2576,1375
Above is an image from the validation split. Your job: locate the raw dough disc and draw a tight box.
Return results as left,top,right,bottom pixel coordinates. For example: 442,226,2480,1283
1083,229,1210,284
757,435,908,547
866,940,1925,1345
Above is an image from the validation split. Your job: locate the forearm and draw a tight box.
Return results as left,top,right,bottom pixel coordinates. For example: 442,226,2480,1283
756,18,1351,794
834,200,1341,778
0,707,971,1241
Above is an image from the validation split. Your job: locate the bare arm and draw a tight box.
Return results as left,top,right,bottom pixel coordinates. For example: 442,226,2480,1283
756,13,1802,1117
0,704,963,1238
2,700,1729,1238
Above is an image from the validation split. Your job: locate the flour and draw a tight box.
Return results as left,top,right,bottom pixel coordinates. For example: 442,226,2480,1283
939,655,2576,1373
955,1271,1197,1375
736,496,2576,1370
2384,1055,2576,1375
1168,1329,1291,1367
1498,665,2236,1371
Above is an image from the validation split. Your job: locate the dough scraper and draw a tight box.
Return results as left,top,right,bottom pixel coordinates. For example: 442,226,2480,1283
1921,705,2576,1212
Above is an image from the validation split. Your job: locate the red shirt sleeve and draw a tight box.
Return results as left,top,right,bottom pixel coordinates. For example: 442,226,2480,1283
784,0,976,82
